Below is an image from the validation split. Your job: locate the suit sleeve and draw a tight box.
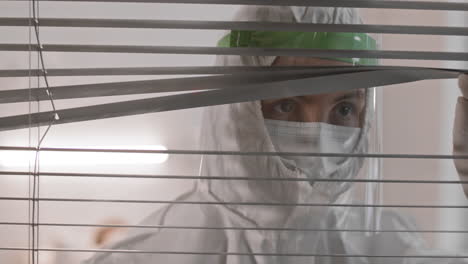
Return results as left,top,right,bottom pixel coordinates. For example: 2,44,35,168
81,202,228,264
376,210,468,264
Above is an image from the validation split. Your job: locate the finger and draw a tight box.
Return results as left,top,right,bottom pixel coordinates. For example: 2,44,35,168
459,73,468,98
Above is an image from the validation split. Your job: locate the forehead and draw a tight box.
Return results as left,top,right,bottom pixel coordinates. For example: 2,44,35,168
271,56,364,102
297,90,365,104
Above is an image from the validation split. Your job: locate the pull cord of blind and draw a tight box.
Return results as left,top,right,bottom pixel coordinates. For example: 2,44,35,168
30,1,58,264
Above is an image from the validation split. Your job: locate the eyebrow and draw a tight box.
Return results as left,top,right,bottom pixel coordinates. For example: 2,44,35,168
332,90,365,103
292,90,365,103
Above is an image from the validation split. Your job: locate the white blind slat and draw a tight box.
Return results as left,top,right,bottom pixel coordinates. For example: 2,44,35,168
0,68,460,131
0,65,466,78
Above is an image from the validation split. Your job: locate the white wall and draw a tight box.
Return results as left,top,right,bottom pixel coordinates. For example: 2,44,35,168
377,10,446,246
362,4,468,249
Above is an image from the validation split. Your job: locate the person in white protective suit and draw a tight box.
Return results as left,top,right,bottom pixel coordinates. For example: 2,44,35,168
84,5,468,264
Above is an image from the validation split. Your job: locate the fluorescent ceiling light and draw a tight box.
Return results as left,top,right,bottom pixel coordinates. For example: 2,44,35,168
0,145,169,168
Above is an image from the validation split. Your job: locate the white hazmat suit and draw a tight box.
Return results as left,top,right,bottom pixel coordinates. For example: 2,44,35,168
84,5,468,264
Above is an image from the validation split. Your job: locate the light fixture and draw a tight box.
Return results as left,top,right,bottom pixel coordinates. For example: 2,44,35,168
0,145,169,168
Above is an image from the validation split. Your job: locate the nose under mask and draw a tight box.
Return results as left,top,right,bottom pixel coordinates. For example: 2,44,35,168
264,119,362,184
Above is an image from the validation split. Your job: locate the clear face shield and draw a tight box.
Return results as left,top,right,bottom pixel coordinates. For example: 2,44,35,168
215,26,383,234
260,77,383,235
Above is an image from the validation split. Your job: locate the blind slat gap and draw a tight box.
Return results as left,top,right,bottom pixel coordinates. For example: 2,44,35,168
2,197,468,209
8,0,468,12
2,222,468,234
2,44,468,61
2,170,468,184
1,247,468,258
2,18,468,36
1,146,467,160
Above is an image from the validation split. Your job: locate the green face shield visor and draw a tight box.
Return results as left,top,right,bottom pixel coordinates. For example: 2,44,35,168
217,30,378,66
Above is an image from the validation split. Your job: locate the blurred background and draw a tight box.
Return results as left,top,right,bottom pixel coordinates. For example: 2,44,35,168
0,1,467,263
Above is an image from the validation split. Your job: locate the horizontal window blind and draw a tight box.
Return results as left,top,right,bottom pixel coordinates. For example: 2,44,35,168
0,1,467,264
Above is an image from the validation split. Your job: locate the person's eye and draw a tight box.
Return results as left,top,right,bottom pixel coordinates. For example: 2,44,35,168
273,99,297,114
331,102,359,126
337,103,354,117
